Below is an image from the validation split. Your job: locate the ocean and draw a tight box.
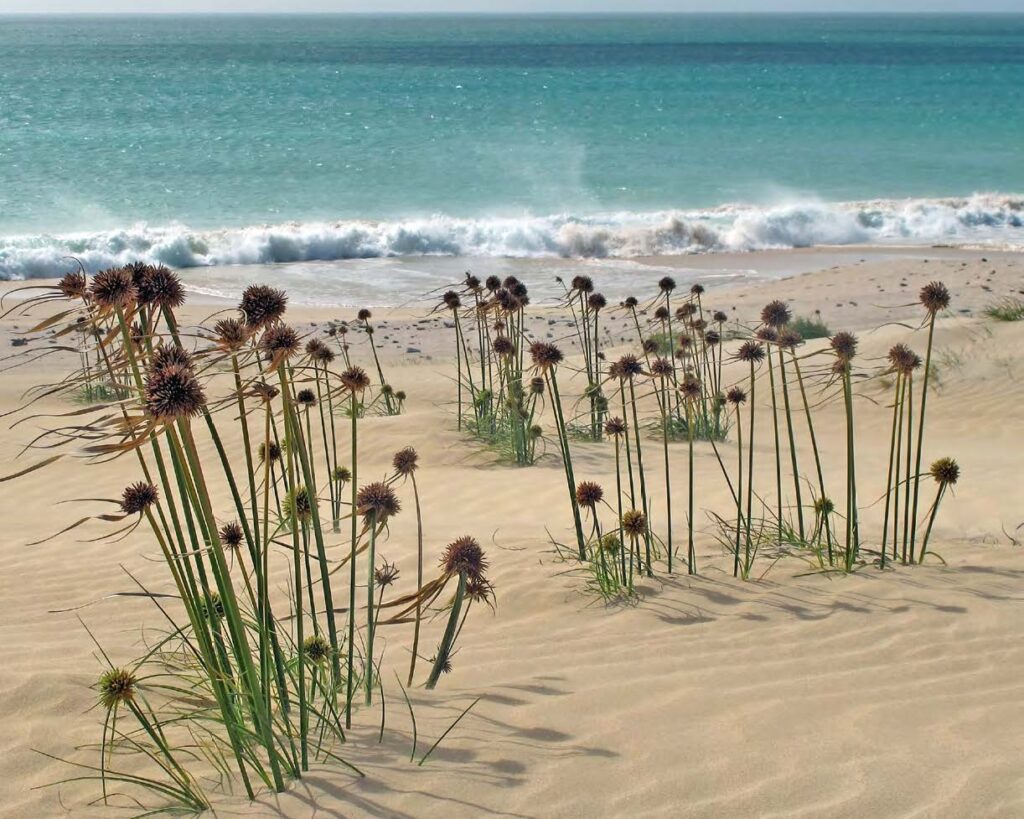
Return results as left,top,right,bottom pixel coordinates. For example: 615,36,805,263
1,13,1023,284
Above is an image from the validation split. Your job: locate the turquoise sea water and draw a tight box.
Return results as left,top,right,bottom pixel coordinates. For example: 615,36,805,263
1,13,1023,278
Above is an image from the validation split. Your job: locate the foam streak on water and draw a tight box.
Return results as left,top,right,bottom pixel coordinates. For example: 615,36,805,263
1,194,1021,280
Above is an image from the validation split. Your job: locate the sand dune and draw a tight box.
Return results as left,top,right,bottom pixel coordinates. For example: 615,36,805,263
1,249,1022,818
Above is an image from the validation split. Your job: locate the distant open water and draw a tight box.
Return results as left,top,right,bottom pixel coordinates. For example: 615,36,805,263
1,13,1022,280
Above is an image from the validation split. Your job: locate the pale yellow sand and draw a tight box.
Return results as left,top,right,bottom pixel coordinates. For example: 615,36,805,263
1,249,1022,818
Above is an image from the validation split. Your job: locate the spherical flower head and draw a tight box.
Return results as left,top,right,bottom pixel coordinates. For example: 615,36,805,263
494,289,518,313
219,521,244,550
259,324,301,361
392,446,419,477
356,481,400,521
616,354,644,379
705,329,722,346
58,270,88,300
214,317,249,351
530,342,563,371
575,481,604,509
930,457,960,486
485,275,502,292
251,382,279,403
381,383,394,396
375,560,400,589
920,281,951,315
760,300,792,329
815,497,835,515
571,275,594,294
340,366,370,392
529,424,544,439
690,283,705,296
98,667,137,710
465,273,481,291
756,327,778,344
442,290,461,310
678,303,697,319
623,296,639,309
726,386,747,405
144,363,206,422
588,293,607,312
150,343,193,373
285,485,315,524
680,374,702,401
120,481,159,515
357,308,372,322
736,340,765,364
713,310,728,323
777,328,802,349
600,532,622,554
465,575,496,605
312,344,335,364
240,284,287,329
305,338,328,359
604,416,626,436
303,634,332,665
529,376,545,395
887,343,920,375
642,338,659,355
676,335,693,352
622,509,647,539
830,331,858,362
136,264,185,310
654,305,670,321
395,390,407,402
650,357,673,378
692,318,707,333
510,281,529,301
493,336,515,357
658,276,676,293
332,465,352,483
259,441,283,463
91,266,137,309
295,388,317,407
441,535,487,580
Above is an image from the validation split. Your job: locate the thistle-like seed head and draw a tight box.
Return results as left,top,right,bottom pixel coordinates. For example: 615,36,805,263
726,386,747,405
529,376,545,395
251,382,279,403
777,328,802,349
600,532,622,553
678,303,697,319
340,366,370,392
219,521,244,549
736,340,765,363
259,441,283,463
441,535,487,580
240,284,287,329
575,481,604,509
493,336,515,357
830,331,858,362
392,446,419,477
485,275,501,292
214,317,249,351
305,338,328,359
332,465,352,483
530,341,563,370
58,270,88,299
571,275,594,294
295,388,317,407
465,575,496,605
356,481,400,521
919,281,951,315
756,327,778,343
144,363,206,421
888,343,921,374
704,329,721,346
642,338,659,354
624,296,639,309
680,374,702,401
815,497,835,515
120,481,159,515
98,667,137,709
616,354,644,379
654,305,670,321
622,509,647,539
285,485,314,523
760,300,792,328
713,310,728,323
303,634,332,664
375,560,400,589
135,264,185,310
650,357,673,378
529,424,543,439
357,308,372,322
442,290,461,310
658,276,676,293
259,324,300,360
588,293,607,312
465,273,481,291
604,416,626,436
150,343,193,373
690,283,705,296
91,266,137,309
930,457,960,486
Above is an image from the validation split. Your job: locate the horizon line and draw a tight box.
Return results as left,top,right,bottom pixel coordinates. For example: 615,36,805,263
2,10,1023,16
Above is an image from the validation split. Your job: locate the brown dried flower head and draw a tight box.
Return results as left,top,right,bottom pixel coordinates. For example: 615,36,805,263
604,416,626,436
144,363,206,421
575,481,604,509
58,270,88,299
120,481,159,515
530,341,563,371
830,331,858,362
919,281,951,315
91,266,137,309
622,509,647,539
214,317,249,351
356,481,400,520
259,324,301,360
441,535,487,580
726,386,747,405
219,521,244,550
930,457,960,486
340,366,371,393
760,300,792,329
240,284,287,329
392,446,419,477
736,340,765,363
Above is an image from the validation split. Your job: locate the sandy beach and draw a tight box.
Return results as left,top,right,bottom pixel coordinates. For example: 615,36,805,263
1,247,1023,818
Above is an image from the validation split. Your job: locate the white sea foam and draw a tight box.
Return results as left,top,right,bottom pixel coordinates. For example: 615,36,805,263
1,194,1021,279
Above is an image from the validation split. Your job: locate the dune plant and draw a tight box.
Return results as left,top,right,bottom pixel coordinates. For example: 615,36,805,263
735,340,765,578
918,457,960,562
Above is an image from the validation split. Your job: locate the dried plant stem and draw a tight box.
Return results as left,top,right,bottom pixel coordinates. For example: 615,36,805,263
407,471,424,686
627,378,654,576
881,372,904,568
790,350,832,564
909,316,937,561
776,351,805,540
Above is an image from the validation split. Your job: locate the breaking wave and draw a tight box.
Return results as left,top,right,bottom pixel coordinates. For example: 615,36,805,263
2,193,1022,279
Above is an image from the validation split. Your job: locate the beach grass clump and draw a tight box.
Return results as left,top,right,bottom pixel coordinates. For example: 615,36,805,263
983,296,1024,322
4,262,496,814
789,311,831,339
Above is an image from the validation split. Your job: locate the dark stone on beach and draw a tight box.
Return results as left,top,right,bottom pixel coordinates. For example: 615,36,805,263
406,347,421,354
11,338,28,347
